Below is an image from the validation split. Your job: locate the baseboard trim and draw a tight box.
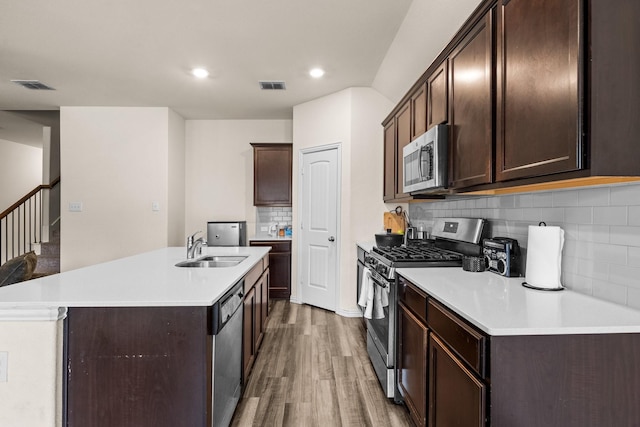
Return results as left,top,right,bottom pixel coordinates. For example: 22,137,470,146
336,307,363,318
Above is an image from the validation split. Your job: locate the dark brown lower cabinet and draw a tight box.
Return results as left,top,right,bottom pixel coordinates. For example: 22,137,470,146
243,259,270,382
429,334,486,427
398,302,428,427
66,306,211,427
250,240,291,299
243,285,256,381
398,274,640,426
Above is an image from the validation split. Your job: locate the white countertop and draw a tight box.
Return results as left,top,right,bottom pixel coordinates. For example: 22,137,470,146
250,235,292,241
397,267,640,336
356,241,374,253
0,246,269,309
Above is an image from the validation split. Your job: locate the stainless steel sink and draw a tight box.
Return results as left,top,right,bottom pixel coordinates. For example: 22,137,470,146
175,255,248,268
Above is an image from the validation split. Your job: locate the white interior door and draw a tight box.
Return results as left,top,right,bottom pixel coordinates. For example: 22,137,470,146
299,145,340,312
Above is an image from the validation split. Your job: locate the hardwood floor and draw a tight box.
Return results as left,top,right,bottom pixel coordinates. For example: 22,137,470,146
232,300,412,427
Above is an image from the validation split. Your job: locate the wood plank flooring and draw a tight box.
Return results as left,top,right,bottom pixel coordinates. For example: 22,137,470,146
232,300,412,427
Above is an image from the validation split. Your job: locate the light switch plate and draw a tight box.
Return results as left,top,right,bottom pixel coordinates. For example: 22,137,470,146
0,351,7,382
68,201,83,212
152,201,160,212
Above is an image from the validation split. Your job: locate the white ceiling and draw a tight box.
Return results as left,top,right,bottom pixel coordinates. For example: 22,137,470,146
0,0,414,121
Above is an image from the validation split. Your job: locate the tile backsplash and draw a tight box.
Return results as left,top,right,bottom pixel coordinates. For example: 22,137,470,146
256,206,292,234
408,182,640,310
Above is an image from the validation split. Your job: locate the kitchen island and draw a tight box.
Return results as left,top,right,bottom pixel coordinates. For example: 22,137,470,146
396,267,640,426
0,246,270,427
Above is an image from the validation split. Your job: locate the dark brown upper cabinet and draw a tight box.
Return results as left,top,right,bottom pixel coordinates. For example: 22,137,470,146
411,82,428,140
383,120,396,202
382,0,640,198
448,10,494,189
395,101,412,200
251,143,292,207
383,101,413,203
495,0,582,182
427,61,448,129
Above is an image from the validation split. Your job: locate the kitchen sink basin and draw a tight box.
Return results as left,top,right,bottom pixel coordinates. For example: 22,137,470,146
175,255,248,268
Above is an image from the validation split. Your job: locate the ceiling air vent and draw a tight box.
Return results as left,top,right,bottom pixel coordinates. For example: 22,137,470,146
259,81,286,90
11,80,56,90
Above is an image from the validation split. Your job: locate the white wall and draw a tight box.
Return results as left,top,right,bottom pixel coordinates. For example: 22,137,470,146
292,87,392,314
60,107,181,271
373,0,481,104
167,109,186,247
0,139,42,210
184,120,292,239
0,320,63,427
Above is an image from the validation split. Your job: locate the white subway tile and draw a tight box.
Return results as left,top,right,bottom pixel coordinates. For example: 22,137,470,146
475,198,488,209
562,255,579,275
592,243,628,265
564,207,593,224
578,187,610,207
538,207,565,223
593,206,627,225
629,247,640,267
552,189,579,207
577,224,609,243
515,194,533,208
592,279,627,305
629,206,640,226
611,183,640,206
577,259,609,281
563,239,581,258
627,288,640,310
609,265,640,289
563,273,593,295
610,226,640,247
563,223,580,241
499,195,515,208
532,192,553,208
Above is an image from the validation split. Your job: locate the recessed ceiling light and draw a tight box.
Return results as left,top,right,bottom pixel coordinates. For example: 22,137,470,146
191,68,209,78
309,68,325,78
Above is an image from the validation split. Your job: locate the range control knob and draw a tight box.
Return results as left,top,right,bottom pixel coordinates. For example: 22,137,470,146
376,264,388,276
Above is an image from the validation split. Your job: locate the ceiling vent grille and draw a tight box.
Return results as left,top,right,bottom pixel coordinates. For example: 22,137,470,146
259,81,286,90
11,80,56,90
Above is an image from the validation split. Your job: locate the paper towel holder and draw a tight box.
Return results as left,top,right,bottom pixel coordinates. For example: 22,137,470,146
521,221,565,291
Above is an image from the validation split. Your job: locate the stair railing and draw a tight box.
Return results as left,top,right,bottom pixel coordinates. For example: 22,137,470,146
0,177,60,265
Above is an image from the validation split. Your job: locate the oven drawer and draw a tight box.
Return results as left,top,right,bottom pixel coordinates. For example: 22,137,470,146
398,276,428,324
427,299,486,378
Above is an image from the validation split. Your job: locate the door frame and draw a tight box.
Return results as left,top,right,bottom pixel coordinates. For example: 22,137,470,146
297,143,342,312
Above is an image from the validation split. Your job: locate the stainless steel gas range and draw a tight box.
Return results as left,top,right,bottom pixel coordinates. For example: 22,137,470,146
361,217,486,401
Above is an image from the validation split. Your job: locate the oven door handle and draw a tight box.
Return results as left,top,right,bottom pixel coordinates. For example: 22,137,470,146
368,269,390,288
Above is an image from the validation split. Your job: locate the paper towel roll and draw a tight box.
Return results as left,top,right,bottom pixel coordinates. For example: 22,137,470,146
525,225,564,290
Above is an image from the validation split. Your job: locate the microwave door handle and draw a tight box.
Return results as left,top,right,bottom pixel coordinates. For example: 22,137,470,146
418,147,423,180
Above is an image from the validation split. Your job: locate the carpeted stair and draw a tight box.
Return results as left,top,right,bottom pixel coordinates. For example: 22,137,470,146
32,228,60,278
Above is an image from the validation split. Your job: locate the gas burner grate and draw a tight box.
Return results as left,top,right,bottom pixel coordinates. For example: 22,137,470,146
373,245,463,263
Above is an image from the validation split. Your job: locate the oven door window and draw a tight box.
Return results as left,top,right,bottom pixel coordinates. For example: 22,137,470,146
367,303,389,354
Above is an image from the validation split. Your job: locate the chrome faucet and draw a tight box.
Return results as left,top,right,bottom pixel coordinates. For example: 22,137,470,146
187,231,207,259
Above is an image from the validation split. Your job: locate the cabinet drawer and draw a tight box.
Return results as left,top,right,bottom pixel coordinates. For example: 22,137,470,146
427,299,485,377
398,276,428,324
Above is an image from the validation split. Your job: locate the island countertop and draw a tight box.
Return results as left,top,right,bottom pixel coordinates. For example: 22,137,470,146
0,246,270,309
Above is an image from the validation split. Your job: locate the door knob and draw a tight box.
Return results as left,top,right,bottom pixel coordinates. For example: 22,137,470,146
328,236,335,242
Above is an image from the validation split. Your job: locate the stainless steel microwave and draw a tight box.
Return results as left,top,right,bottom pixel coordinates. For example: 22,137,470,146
402,124,448,194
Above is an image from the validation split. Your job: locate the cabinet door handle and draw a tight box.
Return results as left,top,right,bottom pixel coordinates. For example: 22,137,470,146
328,236,335,242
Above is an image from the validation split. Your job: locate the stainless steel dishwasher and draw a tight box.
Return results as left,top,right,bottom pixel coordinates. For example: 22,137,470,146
211,279,244,426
